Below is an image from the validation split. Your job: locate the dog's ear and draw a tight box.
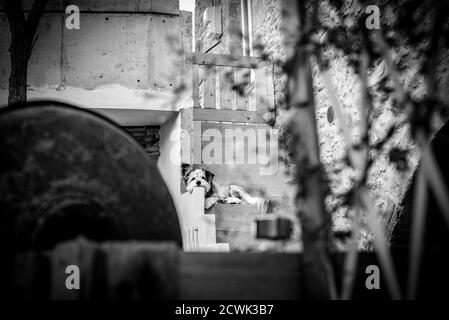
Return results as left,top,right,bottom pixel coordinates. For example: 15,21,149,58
204,170,214,185
181,163,194,181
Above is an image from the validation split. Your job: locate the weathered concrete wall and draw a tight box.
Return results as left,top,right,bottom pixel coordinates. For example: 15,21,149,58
157,112,184,238
15,0,179,13
312,3,449,241
180,10,193,96
0,0,193,124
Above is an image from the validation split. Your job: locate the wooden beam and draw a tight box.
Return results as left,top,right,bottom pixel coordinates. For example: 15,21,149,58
192,121,202,165
178,252,302,299
190,53,268,69
234,68,249,110
192,64,200,108
203,66,216,109
0,1,180,15
218,67,234,110
192,108,266,124
255,64,275,114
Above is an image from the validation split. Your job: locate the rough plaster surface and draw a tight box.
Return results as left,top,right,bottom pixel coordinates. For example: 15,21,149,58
311,4,449,243
251,0,287,110
278,2,449,245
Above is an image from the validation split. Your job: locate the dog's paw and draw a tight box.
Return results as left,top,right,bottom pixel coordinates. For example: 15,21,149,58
205,197,218,210
226,197,242,204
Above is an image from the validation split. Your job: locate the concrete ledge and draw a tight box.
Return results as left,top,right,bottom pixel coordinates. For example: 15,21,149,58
0,0,180,15
0,85,193,125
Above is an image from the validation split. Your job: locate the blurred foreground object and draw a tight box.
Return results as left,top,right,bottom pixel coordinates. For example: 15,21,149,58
0,100,182,254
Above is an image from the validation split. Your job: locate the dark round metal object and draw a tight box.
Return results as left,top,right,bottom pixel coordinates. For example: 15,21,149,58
0,101,181,252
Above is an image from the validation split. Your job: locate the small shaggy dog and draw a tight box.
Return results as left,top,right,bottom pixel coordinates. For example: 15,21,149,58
181,164,270,213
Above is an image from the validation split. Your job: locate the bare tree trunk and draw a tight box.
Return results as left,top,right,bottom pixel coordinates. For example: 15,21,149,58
8,37,29,106
2,0,48,106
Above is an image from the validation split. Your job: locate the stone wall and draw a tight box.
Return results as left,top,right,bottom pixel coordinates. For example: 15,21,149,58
312,45,422,237
275,1,449,243
251,0,287,110
180,10,193,96
312,2,449,241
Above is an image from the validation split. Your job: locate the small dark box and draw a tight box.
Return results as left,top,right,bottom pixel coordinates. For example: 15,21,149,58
256,217,293,240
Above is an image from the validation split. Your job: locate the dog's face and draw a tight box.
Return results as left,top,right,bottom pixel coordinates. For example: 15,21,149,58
181,164,214,194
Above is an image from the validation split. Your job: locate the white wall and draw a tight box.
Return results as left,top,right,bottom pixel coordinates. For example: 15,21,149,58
157,112,184,236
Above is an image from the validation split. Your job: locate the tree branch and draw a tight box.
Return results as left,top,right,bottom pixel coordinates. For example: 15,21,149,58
1,0,48,105
1,0,26,40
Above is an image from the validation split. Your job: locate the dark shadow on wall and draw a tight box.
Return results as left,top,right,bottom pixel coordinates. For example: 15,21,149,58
391,120,449,248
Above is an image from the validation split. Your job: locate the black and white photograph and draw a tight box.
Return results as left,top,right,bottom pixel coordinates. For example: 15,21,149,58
1,0,449,308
